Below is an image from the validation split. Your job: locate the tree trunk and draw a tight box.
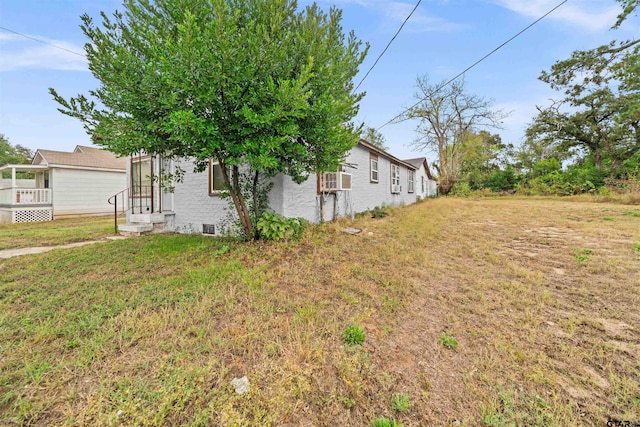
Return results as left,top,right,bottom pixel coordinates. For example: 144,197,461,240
252,170,260,220
218,159,254,238
439,173,456,195
252,170,260,240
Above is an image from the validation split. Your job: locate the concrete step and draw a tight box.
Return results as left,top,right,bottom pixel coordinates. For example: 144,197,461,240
118,223,154,236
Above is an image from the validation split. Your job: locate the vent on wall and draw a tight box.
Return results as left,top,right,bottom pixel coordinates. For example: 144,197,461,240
202,224,216,235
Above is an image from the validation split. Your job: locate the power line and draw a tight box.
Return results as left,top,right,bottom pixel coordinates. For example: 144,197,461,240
376,0,568,130
0,25,85,57
354,0,422,93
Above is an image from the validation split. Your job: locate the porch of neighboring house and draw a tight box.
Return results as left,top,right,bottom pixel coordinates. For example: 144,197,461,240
0,165,53,224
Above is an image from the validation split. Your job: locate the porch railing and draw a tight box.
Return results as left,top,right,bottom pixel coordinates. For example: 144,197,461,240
0,188,51,205
108,186,161,233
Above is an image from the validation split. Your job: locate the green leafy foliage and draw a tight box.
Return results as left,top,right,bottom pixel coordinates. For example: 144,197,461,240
525,12,640,183
575,249,593,265
450,181,472,197
342,324,365,345
391,393,410,412
361,126,389,151
371,418,403,427
0,135,33,178
256,212,306,241
484,166,518,192
370,206,390,218
49,0,368,238
439,332,458,350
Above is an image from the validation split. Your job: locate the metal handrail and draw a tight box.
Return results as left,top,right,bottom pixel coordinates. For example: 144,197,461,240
108,187,130,234
108,185,161,233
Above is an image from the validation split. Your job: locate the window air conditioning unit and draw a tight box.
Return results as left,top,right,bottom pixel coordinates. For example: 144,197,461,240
321,172,352,192
391,184,401,194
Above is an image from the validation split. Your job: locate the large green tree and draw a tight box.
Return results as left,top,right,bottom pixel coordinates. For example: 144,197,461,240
403,75,508,195
0,134,33,167
458,131,512,189
527,1,639,173
50,0,367,238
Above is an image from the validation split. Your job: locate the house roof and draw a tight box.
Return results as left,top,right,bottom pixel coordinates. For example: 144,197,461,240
32,145,126,171
358,139,417,170
403,157,435,180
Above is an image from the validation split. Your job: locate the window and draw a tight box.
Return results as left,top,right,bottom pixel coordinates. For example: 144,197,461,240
421,176,425,194
209,160,229,195
131,157,152,197
391,164,400,193
408,170,415,193
370,153,379,183
323,171,337,190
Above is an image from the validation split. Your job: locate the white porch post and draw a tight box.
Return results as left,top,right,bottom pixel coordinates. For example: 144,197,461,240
11,167,16,188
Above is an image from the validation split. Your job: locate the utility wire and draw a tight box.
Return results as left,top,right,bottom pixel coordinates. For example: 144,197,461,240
354,0,422,93
0,25,85,57
376,0,568,130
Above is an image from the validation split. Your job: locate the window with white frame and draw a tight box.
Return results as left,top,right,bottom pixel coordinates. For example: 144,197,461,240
324,171,337,190
370,154,379,183
421,176,425,193
408,170,415,193
391,164,400,193
209,160,228,195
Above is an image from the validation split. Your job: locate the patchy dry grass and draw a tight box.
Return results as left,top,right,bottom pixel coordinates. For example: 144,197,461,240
0,216,119,250
0,198,639,426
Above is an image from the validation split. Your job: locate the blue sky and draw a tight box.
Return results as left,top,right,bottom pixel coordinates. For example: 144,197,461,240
0,0,635,162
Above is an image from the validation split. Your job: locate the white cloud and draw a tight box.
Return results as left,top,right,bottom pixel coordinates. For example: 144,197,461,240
383,1,468,32
493,0,620,31
318,0,466,32
0,32,87,72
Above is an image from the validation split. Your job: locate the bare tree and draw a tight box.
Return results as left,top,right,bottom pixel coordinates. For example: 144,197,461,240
403,74,508,194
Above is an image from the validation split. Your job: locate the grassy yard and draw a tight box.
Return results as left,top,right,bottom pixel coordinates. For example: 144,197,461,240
0,198,639,426
0,215,120,251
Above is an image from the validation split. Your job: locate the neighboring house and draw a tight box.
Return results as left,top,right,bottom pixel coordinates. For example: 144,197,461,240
119,139,438,235
404,157,438,199
0,145,126,224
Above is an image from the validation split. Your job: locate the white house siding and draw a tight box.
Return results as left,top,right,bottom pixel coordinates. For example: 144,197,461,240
414,164,438,198
51,168,126,215
161,143,424,234
277,144,418,223
345,144,417,212
168,159,232,234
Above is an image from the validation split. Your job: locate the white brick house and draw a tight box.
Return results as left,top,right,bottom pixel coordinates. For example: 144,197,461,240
120,139,437,235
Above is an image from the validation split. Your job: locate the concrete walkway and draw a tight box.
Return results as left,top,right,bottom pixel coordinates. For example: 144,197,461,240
0,236,128,259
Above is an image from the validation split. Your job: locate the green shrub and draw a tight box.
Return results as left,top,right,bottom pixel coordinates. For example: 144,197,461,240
484,166,518,192
256,212,306,241
370,206,390,218
532,158,561,177
450,181,472,197
598,186,612,196
391,393,410,412
342,324,366,345
439,331,458,350
371,418,403,427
